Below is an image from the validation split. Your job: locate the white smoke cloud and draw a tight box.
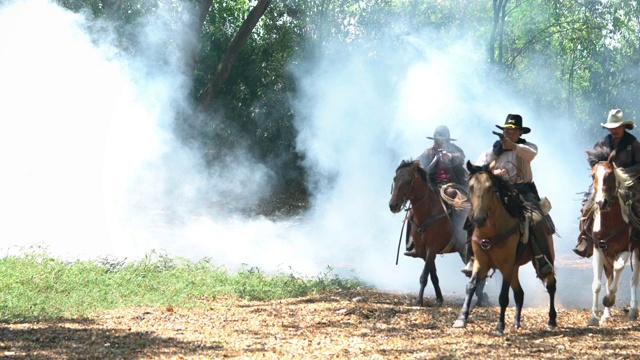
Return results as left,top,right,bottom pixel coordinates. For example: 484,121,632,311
0,0,598,307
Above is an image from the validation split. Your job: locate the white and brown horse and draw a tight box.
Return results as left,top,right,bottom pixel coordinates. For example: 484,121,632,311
583,147,640,326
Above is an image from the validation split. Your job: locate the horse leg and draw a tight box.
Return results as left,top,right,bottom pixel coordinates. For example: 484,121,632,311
475,279,487,307
589,249,604,326
416,259,430,307
494,274,511,335
453,269,486,328
510,269,524,331
629,249,640,321
426,253,443,306
544,271,558,328
603,251,629,307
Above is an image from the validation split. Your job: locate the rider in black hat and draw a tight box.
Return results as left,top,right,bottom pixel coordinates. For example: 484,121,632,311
462,114,555,278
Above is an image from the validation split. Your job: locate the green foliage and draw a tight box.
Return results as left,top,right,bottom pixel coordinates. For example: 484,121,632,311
0,251,367,322
53,0,640,208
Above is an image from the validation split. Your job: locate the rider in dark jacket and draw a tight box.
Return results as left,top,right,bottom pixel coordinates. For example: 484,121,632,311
405,125,469,257
574,109,640,257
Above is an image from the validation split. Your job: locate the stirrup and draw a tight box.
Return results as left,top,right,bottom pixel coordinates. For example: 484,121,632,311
534,255,553,275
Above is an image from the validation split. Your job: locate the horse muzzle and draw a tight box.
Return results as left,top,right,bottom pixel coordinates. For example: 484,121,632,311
389,201,402,213
473,213,488,228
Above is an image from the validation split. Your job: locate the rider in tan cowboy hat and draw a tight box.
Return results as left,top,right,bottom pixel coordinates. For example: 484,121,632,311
574,109,640,257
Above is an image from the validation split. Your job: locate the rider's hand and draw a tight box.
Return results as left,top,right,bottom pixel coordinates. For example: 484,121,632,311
440,151,452,161
501,138,517,150
493,168,506,177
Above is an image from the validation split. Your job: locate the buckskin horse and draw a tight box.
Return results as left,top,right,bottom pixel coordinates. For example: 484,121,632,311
453,161,557,335
583,147,640,326
389,159,485,306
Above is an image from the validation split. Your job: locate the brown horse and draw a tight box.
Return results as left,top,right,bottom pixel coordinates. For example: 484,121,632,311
389,160,485,306
583,147,640,326
453,161,557,335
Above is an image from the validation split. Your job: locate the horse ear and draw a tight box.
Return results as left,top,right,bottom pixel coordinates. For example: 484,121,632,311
466,160,473,172
608,149,617,163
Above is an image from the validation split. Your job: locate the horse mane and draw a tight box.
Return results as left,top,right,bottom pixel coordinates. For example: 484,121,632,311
397,159,429,184
587,146,612,167
467,162,526,221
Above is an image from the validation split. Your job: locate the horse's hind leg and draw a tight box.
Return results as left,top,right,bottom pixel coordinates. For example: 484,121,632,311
629,249,640,320
589,249,604,326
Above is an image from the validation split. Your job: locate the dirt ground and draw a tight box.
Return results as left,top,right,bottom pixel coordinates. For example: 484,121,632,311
1,257,639,359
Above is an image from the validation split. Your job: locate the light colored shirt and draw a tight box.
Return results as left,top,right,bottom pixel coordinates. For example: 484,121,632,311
475,141,538,184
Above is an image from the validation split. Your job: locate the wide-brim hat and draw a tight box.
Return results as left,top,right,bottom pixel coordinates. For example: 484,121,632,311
495,114,530,134
427,125,456,141
601,109,635,130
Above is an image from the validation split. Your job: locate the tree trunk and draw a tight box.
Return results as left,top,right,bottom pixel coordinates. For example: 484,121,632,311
201,0,272,110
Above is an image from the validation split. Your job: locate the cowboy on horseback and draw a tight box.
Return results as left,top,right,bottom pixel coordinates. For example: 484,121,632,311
404,125,469,258
463,114,554,278
574,109,640,258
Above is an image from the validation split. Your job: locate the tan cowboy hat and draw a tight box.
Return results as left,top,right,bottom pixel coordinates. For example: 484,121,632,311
601,109,635,130
427,125,457,141
495,114,530,134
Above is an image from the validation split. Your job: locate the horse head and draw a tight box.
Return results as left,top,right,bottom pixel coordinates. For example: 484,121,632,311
466,160,523,229
466,161,496,228
389,160,428,213
588,147,618,211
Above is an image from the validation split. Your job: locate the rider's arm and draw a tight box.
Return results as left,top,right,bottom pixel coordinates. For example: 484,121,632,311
622,140,640,176
514,142,538,162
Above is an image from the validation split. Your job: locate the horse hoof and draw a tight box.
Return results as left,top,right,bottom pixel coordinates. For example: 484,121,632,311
547,321,557,329
603,295,616,308
587,317,600,327
493,329,504,336
629,308,639,321
436,299,444,307
452,319,467,328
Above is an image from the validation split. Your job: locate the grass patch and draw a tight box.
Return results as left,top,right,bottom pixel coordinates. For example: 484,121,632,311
0,250,368,322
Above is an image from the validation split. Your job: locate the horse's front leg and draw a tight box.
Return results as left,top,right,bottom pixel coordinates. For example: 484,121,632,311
544,271,558,328
416,257,430,307
494,274,511,335
510,269,524,331
475,279,488,307
453,272,480,328
603,251,629,308
426,252,443,306
589,248,604,326
630,249,640,321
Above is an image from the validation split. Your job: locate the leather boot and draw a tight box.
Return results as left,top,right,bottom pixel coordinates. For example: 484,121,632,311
461,258,473,277
573,216,594,258
534,254,553,277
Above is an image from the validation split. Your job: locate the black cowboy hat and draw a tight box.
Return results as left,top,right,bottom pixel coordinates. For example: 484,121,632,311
427,125,456,141
495,114,530,134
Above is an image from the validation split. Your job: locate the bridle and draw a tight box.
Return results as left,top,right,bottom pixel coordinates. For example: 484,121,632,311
391,167,427,211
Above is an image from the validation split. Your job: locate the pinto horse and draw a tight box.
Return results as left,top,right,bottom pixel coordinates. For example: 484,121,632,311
583,147,640,326
389,160,485,306
453,161,557,335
